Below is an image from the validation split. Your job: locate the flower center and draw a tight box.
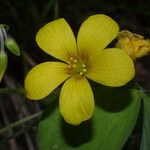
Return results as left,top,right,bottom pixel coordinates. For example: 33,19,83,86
67,57,87,76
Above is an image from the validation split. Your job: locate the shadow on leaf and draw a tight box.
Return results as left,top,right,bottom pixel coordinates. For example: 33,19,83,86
94,86,132,112
61,117,93,147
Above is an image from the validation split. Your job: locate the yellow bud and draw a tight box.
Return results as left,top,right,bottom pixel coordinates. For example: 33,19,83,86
116,30,150,60
0,51,7,81
5,37,20,56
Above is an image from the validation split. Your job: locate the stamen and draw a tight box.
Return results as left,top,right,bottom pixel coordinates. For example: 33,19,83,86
82,64,86,67
79,72,83,76
73,59,78,63
70,57,73,60
83,68,87,72
72,64,76,68
67,57,88,76
68,64,72,68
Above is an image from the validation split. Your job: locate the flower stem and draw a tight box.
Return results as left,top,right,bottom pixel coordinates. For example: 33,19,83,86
0,29,5,52
0,119,39,145
1,28,8,40
0,88,24,94
0,111,43,134
54,0,59,19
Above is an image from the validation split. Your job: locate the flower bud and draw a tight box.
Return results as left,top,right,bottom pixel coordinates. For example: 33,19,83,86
0,51,8,81
116,30,150,60
5,37,20,56
0,24,9,31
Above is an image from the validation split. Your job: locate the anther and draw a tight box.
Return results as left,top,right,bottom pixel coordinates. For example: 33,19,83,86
79,72,83,76
82,64,86,67
83,68,87,72
68,64,72,68
72,64,76,68
70,57,73,60
73,59,78,63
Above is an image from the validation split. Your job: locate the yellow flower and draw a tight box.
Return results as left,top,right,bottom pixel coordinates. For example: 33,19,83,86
116,30,150,60
25,14,135,125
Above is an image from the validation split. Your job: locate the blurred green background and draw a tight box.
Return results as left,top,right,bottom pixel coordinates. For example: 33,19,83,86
0,0,150,149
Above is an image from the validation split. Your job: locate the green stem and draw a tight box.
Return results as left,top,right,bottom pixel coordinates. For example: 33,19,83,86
0,111,43,134
2,28,8,40
40,0,55,20
0,119,39,144
0,88,24,94
0,29,5,52
54,0,59,19
135,82,148,100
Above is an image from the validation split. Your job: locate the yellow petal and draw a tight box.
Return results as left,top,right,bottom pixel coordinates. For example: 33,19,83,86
59,77,94,125
36,19,77,62
77,14,119,58
25,62,70,100
86,48,135,86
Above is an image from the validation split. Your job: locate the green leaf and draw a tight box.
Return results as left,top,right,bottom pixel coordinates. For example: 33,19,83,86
140,92,150,150
37,87,141,150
